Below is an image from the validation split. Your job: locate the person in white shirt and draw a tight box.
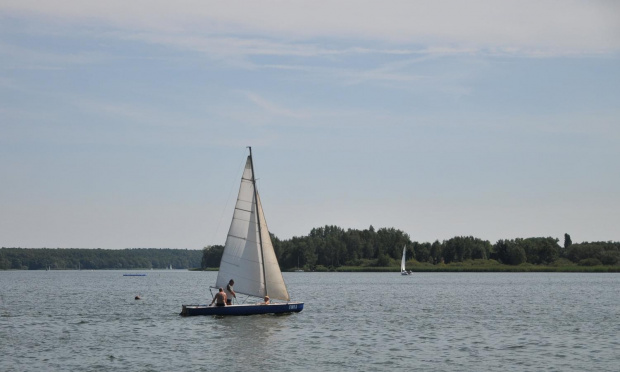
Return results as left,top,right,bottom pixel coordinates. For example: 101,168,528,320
225,279,236,305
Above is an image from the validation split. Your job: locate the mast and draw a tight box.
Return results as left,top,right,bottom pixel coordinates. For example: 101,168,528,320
248,146,268,297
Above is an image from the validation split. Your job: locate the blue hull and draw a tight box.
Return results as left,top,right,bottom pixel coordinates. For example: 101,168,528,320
180,302,304,316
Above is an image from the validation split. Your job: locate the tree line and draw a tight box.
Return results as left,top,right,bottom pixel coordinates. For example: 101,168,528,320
201,226,620,270
0,248,202,270
3,227,617,271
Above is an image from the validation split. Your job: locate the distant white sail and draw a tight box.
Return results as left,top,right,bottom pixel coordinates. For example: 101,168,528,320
401,245,407,273
215,155,290,301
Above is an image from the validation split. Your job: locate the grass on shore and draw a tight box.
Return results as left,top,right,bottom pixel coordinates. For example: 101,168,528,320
307,259,620,273
197,259,620,273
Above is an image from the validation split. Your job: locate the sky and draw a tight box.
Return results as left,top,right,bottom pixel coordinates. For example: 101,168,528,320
1,1,619,249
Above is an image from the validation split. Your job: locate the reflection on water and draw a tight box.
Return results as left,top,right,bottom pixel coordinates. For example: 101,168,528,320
0,271,619,371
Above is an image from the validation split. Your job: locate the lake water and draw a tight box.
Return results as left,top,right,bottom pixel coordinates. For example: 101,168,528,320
1,271,618,371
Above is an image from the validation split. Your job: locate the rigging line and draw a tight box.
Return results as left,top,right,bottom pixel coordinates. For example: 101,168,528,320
248,147,269,297
210,148,248,247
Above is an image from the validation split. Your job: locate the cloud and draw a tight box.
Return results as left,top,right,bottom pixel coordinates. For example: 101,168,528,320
2,0,619,57
0,41,109,70
242,91,307,119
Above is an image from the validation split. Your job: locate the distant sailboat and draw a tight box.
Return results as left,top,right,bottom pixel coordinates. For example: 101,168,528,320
181,147,304,316
401,245,411,275
294,255,304,272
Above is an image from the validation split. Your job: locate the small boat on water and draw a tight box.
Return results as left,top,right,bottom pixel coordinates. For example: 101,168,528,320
401,245,411,275
294,256,304,272
181,147,304,316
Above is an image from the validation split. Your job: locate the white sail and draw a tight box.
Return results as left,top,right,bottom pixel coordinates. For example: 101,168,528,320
256,193,290,300
401,245,406,272
215,155,290,301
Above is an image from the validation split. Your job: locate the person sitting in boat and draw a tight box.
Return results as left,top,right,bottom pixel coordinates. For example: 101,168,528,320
225,279,236,305
263,296,270,305
210,288,227,307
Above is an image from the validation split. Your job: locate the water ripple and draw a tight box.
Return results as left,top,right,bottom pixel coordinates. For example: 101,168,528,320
0,271,619,371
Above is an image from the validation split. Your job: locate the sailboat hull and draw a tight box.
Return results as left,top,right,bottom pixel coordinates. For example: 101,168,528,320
180,302,304,316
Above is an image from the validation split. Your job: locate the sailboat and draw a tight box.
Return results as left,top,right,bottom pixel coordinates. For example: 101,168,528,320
181,147,304,316
294,255,304,272
401,245,411,275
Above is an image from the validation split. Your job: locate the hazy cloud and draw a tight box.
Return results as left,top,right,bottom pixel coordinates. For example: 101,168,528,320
3,0,618,56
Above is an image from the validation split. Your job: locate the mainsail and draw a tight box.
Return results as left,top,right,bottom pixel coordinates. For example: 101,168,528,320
215,154,290,301
401,245,407,272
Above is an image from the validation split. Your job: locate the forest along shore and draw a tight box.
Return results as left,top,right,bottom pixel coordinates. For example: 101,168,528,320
3,227,619,272
201,227,620,273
